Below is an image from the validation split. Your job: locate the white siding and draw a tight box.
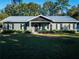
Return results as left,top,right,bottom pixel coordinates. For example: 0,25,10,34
9,24,13,30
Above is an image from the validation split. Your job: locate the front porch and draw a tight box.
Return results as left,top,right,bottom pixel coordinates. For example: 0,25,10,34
25,16,53,33
25,21,77,33
27,21,51,33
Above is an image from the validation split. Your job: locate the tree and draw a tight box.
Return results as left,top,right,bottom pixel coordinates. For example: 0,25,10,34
42,1,54,15
56,0,70,15
0,13,9,21
5,4,28,16
27,2,41,16
68,4,79,19
1,0,78,17
4,3,41,16
5,4,18,16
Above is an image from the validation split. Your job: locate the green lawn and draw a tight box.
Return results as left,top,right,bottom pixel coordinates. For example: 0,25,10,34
0,33,79,59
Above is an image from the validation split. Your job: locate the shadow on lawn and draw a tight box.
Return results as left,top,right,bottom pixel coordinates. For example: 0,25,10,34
0,33,79,59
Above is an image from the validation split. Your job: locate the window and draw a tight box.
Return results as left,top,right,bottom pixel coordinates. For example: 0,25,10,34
20,23,24,30
9,24,13,30
62,23,70,30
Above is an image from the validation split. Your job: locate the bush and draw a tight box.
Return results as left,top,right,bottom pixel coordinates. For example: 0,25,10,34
38,30,75,34
38,30,48,34
1,30,32,34
15,30,22,33
62,30,75,33
24,31,31,34
38,30,55,34
1,30,15,34
1,30,23,34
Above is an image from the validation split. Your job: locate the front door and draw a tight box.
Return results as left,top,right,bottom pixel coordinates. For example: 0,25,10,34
32,23,40,32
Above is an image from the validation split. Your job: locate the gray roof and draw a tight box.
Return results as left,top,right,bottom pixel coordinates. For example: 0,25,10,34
1,15,79,23
1,16,35,22
45,16,79,22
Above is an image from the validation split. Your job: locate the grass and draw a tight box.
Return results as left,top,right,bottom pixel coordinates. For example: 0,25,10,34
0,33,79,59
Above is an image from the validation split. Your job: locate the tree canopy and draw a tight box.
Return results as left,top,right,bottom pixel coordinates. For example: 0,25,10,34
0,0,79,20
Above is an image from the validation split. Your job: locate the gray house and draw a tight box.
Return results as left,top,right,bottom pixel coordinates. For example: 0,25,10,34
1,15,79,33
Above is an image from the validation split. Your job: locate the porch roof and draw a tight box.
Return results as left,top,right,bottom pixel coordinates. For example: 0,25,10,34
1,15,79,23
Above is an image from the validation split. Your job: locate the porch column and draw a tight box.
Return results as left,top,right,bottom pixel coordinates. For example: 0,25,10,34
29,21,32,31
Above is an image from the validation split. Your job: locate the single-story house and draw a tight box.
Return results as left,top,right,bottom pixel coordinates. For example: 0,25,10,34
1,15,79,33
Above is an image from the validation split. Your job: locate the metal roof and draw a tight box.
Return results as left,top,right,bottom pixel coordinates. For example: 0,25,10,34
1,15,79,23
45,16,79,22
1,16,35,22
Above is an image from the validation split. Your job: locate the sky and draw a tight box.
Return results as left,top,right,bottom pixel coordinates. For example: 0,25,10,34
0,0,79,10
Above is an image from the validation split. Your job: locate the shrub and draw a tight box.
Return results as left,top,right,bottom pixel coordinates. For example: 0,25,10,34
38,30,55,34
62,30,75,33
24,31,31,34
1,30,32,34
1,30,23,34
51,30,75,34
15,30,22,33
38,30,48,34
1,30,15,34
38,30,75,34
